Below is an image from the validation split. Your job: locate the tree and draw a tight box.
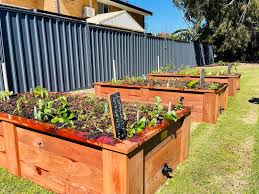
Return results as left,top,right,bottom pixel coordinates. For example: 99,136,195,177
172,0,259,61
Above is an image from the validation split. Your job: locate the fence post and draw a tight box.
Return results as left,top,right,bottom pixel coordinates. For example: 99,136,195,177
157,56,160,71
1,62,9,91
113,59,117,81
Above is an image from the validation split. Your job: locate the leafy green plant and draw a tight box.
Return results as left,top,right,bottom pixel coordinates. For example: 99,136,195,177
208,82,219,90
174,97,184,111
33,86,48,98
0,91,13,102
33,96,75,127
217,61,226,66
34,99,54,121
14,95,27,114
50,96,75,127
186,80,198,88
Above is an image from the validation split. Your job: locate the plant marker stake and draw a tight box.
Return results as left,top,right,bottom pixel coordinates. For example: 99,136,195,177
168,102,171,112
113,59,117,81
1,63,9,92
136,110,140,121
157,56,160,72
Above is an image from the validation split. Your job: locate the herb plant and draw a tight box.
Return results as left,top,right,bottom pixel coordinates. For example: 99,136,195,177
186,80,198,88
0,91,13,102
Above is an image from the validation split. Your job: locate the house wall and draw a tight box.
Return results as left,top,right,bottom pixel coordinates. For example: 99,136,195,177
0,0,145,28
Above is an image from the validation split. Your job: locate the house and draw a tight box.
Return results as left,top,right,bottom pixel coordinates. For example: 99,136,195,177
0,0,152,29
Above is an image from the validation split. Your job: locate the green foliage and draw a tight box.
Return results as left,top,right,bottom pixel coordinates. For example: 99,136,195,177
0,91,13,102
174,98,183,111
34,99,54,121
208,82,219,90
217,61,226,66
172,0,259,61
33,86,48,98
50,96,75,127
13,95,27,114
33,96,75,127
128,96,178,137
159,64,172,73
186,80,198,88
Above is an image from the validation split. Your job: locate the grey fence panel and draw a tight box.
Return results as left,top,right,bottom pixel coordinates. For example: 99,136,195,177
0,6,92,93
0,5,214,93
0,14,4,91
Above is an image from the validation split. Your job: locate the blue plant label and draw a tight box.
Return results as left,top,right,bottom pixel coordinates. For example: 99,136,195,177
108,92,126,140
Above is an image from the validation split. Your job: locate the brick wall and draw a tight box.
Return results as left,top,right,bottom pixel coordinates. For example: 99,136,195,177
0,0,145,28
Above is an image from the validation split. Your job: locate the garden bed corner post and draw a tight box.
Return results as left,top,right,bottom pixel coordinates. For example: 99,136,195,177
102,149,144,194
180,114,191,162
2,121,21,176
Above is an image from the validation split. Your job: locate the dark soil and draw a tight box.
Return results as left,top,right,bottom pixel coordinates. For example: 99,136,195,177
108,78,224,90
0,93,168,140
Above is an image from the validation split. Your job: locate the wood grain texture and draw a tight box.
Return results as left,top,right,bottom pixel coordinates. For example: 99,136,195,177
144,133,182,194
16,127,102,170
2,122,20,176
203,93,218,123
103,150,144,194
180,114,191,161
0,152,7,168
0,135,5,153
18,141,103,193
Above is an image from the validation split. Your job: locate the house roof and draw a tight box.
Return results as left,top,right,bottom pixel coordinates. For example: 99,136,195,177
98,0,152,16
87,10,145,32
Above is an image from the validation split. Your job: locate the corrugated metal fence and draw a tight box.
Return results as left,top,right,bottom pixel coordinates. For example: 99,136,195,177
0,5,214,93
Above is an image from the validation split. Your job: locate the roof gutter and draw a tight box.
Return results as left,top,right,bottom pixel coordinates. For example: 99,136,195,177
97,0,152,16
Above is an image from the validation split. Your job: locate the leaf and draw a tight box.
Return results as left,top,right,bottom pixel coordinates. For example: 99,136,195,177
51,117,59,124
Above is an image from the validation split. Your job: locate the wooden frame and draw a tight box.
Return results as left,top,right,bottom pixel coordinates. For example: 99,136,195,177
0,108,191,194
94,83,228,123
147,73,241,96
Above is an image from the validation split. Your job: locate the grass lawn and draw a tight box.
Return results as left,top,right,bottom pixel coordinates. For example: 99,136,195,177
0,65,258,194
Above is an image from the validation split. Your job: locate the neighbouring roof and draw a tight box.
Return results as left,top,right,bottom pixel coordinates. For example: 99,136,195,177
87,10,145,32
98,0,152,16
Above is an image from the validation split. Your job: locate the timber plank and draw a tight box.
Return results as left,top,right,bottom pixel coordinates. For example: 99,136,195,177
2,122,20,176
16,127,102,170
18,142,103,194
0,152,7,168
0,135,5,152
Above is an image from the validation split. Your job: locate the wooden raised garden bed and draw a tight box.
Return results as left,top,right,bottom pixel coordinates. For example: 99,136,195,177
147,73,240,96
94,82,228,123
0,94,191,194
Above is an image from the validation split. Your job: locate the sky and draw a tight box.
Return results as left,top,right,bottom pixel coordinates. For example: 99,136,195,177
128,0,189,33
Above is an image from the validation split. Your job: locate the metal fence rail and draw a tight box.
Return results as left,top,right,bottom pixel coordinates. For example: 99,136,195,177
0,4,214,93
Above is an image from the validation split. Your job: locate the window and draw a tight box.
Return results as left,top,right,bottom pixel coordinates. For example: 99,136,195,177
98,2,109,14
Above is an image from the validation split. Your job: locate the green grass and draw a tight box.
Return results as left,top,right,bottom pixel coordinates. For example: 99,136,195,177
0,66,258,193
157,66,259,193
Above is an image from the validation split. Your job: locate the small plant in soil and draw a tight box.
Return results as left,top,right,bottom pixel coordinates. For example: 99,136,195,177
0,91,13,102
208,82,219,90
186,80,198,88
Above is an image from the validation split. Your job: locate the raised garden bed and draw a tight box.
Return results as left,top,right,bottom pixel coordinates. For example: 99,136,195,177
147,73,240,96
94,79,228,123
0,90,191,194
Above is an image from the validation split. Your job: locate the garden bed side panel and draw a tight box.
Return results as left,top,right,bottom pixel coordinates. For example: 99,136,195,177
0,121,104,194
95,85,226,123
144,114,191,194
147,74,239,96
